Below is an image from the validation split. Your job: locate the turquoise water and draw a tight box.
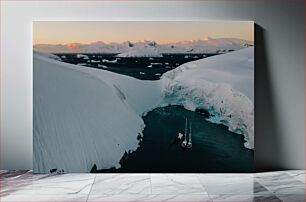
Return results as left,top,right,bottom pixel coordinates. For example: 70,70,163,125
103,105,253,173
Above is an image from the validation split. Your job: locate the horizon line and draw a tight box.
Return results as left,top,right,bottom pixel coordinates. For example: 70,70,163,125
33,37,254,46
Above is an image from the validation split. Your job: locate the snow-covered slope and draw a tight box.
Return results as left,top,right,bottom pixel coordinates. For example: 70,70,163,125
161,48,254,149
34,38,253,54
34,47,253,173
33,50,62,61
33,53,162,173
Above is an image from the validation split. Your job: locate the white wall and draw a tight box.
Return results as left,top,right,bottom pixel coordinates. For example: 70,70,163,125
1,0,305,170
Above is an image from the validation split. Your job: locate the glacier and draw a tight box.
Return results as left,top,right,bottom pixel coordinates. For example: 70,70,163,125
160,48,254,149
33,47,254,173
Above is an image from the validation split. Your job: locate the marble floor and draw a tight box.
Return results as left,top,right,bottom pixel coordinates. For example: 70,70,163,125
0,170,305,202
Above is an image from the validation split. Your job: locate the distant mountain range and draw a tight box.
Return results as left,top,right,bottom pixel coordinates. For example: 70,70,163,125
34,37,253,55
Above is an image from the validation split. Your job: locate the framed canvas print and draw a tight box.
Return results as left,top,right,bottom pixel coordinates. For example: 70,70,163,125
33,21,254,173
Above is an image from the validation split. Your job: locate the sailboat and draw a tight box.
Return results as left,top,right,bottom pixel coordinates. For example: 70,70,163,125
187,121,192,149
181,118,188,148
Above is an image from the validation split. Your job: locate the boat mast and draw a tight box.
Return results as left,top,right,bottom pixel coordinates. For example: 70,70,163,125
185,118,188,138
181,118,188,148
189,121,192,142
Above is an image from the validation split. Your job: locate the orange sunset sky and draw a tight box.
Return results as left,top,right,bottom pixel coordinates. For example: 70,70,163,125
33,21,254,45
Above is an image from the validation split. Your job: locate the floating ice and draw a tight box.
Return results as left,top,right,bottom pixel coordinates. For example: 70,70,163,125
76,54,89,60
